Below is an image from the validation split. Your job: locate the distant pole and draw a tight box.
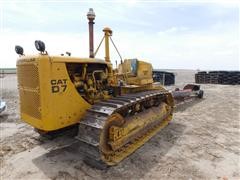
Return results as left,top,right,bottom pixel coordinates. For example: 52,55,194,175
163,73,165,86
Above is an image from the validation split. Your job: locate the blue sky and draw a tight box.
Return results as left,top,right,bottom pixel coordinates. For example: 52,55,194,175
0,0,239,70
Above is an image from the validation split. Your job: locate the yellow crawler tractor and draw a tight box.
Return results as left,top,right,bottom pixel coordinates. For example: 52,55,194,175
15,9,202,166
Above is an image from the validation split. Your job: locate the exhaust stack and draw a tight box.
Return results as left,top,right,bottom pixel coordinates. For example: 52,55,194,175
87,8,95,58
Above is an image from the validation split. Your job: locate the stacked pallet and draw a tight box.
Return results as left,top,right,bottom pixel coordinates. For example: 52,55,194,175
195,71,240,85
152,70,175,85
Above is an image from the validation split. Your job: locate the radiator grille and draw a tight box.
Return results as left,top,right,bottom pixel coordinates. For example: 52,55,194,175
17,64,39,88
19,89,41,119
17,63,41,119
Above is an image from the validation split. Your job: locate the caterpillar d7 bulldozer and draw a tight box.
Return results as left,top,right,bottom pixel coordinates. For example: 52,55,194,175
15,8,202,166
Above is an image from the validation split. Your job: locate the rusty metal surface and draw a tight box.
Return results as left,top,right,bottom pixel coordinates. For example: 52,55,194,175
172,84,204,105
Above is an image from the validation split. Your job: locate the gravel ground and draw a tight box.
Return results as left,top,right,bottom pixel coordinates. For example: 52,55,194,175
0,72,239,180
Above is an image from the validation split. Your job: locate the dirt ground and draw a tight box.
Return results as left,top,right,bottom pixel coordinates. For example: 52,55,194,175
0,71,239,180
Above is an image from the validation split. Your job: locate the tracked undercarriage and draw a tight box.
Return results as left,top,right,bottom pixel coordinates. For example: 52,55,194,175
76,89,174,166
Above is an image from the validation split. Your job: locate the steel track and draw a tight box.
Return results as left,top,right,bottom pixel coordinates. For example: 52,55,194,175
75,89,174,167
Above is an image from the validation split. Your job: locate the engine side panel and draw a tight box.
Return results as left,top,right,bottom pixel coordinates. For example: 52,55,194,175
17,55,91,131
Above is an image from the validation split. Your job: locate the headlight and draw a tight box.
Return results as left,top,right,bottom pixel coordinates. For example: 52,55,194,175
35,40,45,52
15,45,24,55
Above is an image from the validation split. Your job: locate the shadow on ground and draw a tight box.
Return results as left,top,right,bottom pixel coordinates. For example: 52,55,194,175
175,98,205,112
0,114,9,123
32,121,186,179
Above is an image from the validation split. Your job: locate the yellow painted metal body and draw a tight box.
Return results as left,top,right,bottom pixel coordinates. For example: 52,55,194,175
16,22,175,166
103,27,112,63
16,55,108,131
108,103,170,151
16,47,174,167
17,54,166,132
117,59,153,85
103,109,173,165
